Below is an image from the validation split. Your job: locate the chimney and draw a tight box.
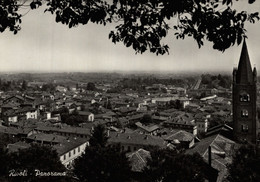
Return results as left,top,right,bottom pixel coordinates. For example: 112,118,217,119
208,146,212,167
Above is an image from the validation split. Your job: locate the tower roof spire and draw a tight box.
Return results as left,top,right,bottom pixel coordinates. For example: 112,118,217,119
236,39,254,84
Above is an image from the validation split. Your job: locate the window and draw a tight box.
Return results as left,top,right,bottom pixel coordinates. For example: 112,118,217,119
241,124,249,132
128,146,131,152
69,152,71,157
63,155,66,160
241,110,249,117
240,93,250,102
78,147,80,152
73,149,76,155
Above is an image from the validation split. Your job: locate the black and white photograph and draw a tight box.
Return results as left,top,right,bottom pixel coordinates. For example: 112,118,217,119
0,0,260,182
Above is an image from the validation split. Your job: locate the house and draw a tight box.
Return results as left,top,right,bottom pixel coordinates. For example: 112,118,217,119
186,134,238,182
3,95,25,104
56,86,68,93
108,131,166,153
135,122,160,135
127,148,151,181
16,106,38,120
54,138,88,168
34,125,91,139
7,137,88,169
1,102,20,114
26,133,67,145
163,113,197,135
196,118,209,134
78,111,95,122
163,130,195,149
2,109,18,125
0,126,35,138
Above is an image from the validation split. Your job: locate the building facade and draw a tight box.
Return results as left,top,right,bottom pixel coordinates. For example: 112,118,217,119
233,41,258,144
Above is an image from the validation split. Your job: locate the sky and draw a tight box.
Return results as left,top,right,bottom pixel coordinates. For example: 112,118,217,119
0,1,260,74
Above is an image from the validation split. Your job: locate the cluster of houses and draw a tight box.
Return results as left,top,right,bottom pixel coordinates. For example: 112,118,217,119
0,81,234,181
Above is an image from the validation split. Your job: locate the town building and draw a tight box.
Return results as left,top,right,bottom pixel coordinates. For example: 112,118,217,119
232,40,258,144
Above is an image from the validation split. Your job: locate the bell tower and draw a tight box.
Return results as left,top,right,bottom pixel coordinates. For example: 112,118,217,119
232,40,258,144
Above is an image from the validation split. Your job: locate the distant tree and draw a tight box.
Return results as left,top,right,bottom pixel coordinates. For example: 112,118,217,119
143,148,208,182
141,114,153,125
201,74,212,85
168,100,182,110
42,83,56,92
106,87,122,93
89,124,108,148
219,75,232,88
104,99,112,109
64,115,85,126
200,92,207,99
227,144,260,182
21,80,27,90
73,145,132,182
0,133,18,148
86,82,96,91
161,87,168,93
80,104,86,111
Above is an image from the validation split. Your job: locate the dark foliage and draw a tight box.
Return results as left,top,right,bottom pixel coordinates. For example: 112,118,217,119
167,100,182,110
73,145,132,182
140,114,153,125
0,144,69,182
227,144,260,182
89,124,108,148
86,82,96,91
41,83,56,92
143,148,208,182
0,147,11,180
1,0,259,55
74,124,131,182
0,133,18,148
201,74,232,89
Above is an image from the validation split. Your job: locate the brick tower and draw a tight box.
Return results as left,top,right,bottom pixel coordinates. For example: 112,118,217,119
232,40,258,144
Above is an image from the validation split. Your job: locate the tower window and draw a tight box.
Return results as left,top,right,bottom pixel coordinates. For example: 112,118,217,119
241,124,249,132
240,93,250,102
241,110,249,117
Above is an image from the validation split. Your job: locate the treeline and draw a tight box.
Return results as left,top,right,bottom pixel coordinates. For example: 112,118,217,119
201,74,231,89
0,79,27,91
108,77,195,93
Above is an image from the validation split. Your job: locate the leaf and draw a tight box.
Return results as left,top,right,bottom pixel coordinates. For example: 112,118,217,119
30,2,36,9
237,35,242,45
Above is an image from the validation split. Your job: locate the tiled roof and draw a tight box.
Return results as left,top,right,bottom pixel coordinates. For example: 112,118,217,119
164,130,194,142
1,102,20,108
7,141,31,153
53,137,88,155
108,132,166,147
78,111,92,116
27,133,67,144
35,125,92,136
135,122,160,133
186,134,238,182
127,149,151,172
